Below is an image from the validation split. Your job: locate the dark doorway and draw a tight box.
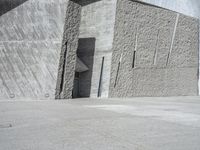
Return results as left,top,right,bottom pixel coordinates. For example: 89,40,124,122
72,38,96,98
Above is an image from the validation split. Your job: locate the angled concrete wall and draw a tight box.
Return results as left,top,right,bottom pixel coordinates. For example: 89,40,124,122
0,0,199,99
79,0,117,98
0,0,68,99
138,0,200,95
55,0,82,99
109,0,199,97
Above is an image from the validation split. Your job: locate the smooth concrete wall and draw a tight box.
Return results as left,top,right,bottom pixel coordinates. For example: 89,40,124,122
0,0,67,99
109,0,199,97
79,0,117,98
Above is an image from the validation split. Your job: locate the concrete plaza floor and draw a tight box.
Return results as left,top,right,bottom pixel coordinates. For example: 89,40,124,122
0,97,200,150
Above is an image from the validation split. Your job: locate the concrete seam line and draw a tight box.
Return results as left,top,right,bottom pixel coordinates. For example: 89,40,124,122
166,13,179,66
153,29,160,65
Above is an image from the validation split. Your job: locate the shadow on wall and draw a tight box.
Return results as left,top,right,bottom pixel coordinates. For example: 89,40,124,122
73,0,101,6
0,0,28,16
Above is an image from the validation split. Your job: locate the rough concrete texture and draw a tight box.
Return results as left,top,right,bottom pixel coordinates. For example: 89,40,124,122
138,0,200,19
0,0,68,99
0,0,199,99
56,0,118,99
79,0,117,98
55,0,82,99
0,97,200,150
135,0,200,95
109,0,199,97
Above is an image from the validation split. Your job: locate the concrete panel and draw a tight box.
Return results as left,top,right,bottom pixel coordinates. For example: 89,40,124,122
109,0,199,97
79,0,117,98
55,0,82,99
138,0,200,18
0,0,68,99
112,67,198,97
168,14,199,67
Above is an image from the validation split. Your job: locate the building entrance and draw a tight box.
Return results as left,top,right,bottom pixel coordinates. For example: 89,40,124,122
72,38,96,98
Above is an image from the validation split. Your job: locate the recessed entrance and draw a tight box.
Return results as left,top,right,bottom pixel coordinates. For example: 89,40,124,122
72,38,96,98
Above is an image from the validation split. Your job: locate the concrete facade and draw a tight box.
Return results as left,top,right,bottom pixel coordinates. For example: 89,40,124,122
56,0,117,99
0,0,67,99
55,0,82,99
0,0,199,99
109,0,199,97
79,0,117,98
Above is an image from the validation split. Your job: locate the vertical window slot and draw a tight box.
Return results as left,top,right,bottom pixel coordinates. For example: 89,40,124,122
98,57,104,97
132,51,136,68
60,42,67,95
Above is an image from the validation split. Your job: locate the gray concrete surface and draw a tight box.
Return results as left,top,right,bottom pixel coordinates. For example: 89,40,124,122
55,0,118,99
55,0,82,99
0,97,200,150
139,0,200,18
109,0,199,97
56,0,118,99
138,0,200,96
0,0,67,99
79,0,117,98
0,0,199,100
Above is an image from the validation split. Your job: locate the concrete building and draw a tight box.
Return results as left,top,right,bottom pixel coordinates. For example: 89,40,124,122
0,0,199,99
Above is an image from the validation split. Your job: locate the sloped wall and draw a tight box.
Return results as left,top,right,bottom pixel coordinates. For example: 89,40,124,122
0,0,68,99
55,0,82,99
109,0,199,97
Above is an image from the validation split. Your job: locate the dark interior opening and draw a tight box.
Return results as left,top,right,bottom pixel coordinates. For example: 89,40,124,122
72,38,96,98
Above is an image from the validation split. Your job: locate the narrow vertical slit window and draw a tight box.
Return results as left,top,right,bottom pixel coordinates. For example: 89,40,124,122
98,57,104,97
114,54,122,88
132,51,136,68
60,42,68,95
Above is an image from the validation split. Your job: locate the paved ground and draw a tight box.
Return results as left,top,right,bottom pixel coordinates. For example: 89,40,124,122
0,97,200,150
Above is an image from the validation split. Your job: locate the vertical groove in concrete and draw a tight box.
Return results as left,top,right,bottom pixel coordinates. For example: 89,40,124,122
134,24,138,52
166,13,179,66
153,30,160,65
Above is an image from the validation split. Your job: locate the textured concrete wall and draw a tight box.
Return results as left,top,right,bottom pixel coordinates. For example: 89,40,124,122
55,0,82,99
0,0,67,99
109,0,199,97
79,0,117,98
138,0,200,95
139,0,200,18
